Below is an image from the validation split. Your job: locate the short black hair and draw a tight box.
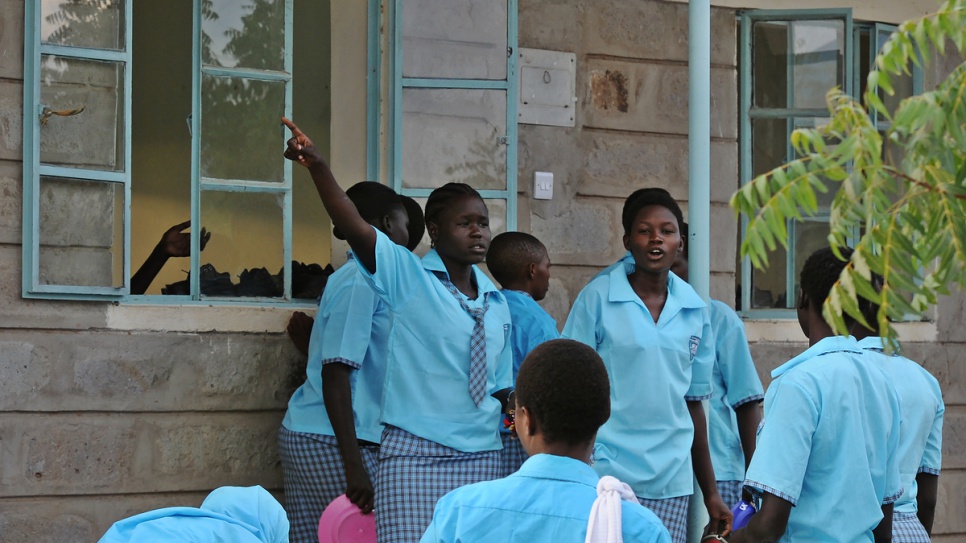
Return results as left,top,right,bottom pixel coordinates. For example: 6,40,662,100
334,182,404,240
401,196,426,252
424,182,483,225
515,339,611,446
621,188,684,236
486,232,548,287
799,246,853,310
680,221,689,256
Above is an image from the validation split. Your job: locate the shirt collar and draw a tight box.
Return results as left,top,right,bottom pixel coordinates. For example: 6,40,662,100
421,249,502,297
771,335,862,379
505,289,533,299
606,252,706,309
514,453,599,488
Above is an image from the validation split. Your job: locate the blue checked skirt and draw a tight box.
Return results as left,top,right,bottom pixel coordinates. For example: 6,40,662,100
716,480,743,510
638,495,691,543
278,426,380,543
375,425,502,543
499,433,528,477
893,511,931,543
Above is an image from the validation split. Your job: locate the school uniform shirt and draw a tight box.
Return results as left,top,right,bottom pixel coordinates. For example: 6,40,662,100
501,289,561,381
563,261,715,500
354,228,513,453
707,300,764,484
744,335,903,543
282,256,389,443
419,453,672,543
858,336,944,515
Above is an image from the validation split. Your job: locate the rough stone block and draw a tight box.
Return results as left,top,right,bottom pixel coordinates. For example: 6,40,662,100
902,342,966,407
538,276,570,331
0,80,23,161
0,412,283,497
581,59,736,139
518,0,583,53
0,160,22,244
531,197,626,267
710,272,736,306
583,2,735,66
709,204,738,275
749,341,805,387
543,264,606,326
0,245,110,331
940,406,966,469
937,292,966,343
710,142,740,204
578,131,690,199
934,469,966,534
0,0,24,81
0,330,302,412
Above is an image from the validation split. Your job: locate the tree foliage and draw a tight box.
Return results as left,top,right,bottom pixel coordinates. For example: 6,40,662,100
731,0,966,349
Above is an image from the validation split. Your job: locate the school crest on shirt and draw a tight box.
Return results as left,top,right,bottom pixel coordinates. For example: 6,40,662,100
689,335,700,361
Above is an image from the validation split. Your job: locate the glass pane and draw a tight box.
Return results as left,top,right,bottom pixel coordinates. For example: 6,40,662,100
38,177,124,288
402,88,507,190
402,0,507,80
791,20,845,109
197,191,284,298
40,55,124,171
201,75,285,182
41,0,124,50
751,118,789,178
791,219,832,301
750,244,787,309
202,0,285,70
753,21,789,109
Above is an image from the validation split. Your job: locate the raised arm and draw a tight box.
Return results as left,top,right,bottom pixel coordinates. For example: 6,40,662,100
282,117,377,272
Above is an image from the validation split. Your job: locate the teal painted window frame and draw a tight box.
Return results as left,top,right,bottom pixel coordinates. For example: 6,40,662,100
738,9,922,318
371,0,519,231
23,0,311,306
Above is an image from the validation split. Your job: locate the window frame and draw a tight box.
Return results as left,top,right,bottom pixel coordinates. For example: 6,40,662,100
737,9,921,318
372,0,520,232
23,0,316,306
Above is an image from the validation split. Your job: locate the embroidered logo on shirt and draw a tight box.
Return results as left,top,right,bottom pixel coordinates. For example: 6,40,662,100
689,335,700,361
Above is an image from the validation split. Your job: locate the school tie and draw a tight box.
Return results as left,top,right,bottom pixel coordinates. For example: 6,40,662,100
433,271,489,406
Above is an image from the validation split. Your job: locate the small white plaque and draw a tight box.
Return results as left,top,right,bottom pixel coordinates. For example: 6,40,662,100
518,48,576,127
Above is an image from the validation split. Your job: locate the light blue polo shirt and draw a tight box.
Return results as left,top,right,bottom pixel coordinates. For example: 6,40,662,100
501,289,560,381
707,299,764,483
420,453,672,543
744,335,902,543
563,260,715,499
282,258,389,443
858,336,944,515
354,228,513,452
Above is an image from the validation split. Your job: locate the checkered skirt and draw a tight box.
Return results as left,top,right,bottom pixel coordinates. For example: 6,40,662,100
500,433,529,477
375,425,502,543
893,511,931,543
637,495,691,543
278,426,380,543
716,480,743,510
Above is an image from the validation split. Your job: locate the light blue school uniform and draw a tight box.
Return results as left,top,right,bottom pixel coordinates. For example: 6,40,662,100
501,289,560,381
98,485,288,543
354,228,513,452
744,335,902,543
420,453,672,543
282,256,389,444
563,259,715,500
858,336,944,515
707,299,764,484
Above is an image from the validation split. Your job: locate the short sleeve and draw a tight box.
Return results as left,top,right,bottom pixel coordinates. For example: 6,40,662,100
314,273,379,368
353,227,425,309
743,379,819,505
921,379,944,474
562,287,602,350
685,308,714,401
712,302,764,408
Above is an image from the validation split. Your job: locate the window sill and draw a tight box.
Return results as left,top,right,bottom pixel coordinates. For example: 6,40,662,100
743,318,938,343
107,300,317,333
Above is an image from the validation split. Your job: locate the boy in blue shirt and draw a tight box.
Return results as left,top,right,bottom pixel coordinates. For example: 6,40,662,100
421,339,671,543
671,222,763,508
486,231,561,476
731,247,902,543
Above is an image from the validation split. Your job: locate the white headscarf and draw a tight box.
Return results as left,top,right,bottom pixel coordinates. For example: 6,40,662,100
585,475,638,543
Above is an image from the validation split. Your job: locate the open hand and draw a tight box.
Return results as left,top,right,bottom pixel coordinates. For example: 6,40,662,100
160,221,210,258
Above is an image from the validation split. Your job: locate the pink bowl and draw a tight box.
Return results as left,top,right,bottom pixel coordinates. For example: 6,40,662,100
317,494,376,543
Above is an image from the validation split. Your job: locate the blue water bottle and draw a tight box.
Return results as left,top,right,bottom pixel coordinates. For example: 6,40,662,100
731,500,756,530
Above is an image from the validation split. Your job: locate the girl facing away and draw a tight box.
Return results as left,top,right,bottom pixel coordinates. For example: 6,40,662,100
282,118,514,543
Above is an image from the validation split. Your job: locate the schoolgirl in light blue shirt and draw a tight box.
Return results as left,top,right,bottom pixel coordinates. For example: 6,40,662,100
563,188,732,542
